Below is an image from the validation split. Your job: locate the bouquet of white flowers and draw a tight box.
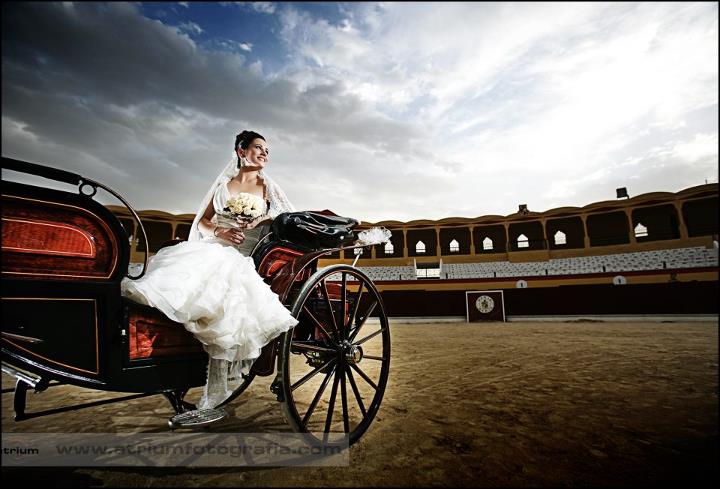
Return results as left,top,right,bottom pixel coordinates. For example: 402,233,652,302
220,192,265,223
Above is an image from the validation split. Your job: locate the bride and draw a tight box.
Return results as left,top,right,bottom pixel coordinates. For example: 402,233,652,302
121,130,298,409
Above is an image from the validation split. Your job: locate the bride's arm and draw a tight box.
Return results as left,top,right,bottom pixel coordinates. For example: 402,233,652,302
197,199,216,236
197,200,246,245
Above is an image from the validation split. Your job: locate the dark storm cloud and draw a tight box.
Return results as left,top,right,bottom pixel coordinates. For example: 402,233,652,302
1,2,423,215
1,2,418,146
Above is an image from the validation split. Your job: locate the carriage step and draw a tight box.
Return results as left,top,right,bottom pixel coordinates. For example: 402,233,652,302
270,376,284,402
168,408,227,430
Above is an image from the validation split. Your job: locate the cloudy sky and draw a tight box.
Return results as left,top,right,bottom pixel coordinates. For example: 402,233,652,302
2,2,717,223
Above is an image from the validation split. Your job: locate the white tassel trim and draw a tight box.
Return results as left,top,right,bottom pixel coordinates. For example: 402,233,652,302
355,227,392,246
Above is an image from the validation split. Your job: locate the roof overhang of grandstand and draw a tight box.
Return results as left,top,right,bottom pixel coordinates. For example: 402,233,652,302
360,183,718,228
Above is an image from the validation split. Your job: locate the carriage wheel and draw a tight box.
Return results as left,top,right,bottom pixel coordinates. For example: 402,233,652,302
279,264,391,446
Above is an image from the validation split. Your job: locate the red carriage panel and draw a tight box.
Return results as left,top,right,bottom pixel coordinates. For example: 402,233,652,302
2,218,97,258
1,195,119,280
257,246,311,282
126,303,204,360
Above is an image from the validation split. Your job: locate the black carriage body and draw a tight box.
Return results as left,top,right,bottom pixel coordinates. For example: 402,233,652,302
1,179,207,393
2,158,390,444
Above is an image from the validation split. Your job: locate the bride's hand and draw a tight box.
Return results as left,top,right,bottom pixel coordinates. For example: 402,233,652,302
216,227,245,244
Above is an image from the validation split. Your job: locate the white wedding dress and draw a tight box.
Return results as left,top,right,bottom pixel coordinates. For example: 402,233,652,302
121,184,298,408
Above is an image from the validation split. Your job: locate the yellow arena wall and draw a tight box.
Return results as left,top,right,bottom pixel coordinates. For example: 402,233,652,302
108,184,718,318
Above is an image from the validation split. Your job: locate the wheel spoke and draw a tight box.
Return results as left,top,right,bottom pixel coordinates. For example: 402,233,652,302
319,279,340,336
340,273,348,341
354,327,386,346
346,280,364,329
291,342,336,354
291,356,336,392
324,365,341,434
302,362,337,426
301,306,337,345
348,300,378,343
349,363,377,391
340,363,350,433
345,366,367,417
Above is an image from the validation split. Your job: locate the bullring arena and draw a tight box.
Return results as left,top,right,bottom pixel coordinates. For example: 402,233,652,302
2,321,718,486
2,181,718,487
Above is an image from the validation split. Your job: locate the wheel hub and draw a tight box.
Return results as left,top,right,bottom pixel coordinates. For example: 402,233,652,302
341,340,363,364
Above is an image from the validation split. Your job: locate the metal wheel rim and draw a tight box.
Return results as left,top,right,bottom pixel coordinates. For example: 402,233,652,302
279,264,391,446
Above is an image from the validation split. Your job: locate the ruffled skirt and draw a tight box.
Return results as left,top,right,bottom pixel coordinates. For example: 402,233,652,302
121,238,297,408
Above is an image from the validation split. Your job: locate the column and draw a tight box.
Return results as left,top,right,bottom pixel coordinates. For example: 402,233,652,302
436,226,441,258
469,226,476,255
129,220,138,263
673,201,689,239
581,215,591,248
625,209,637,244
402,228,408,258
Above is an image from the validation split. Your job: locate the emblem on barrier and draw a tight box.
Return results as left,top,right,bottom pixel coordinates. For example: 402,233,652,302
475,295,495,314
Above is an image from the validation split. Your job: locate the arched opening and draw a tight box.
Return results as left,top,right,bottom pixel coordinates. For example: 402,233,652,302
416,241,426,254
634,223,648,238
554,230,567,245
384,241,394,254
354,247,363,255
517,234,529,249
482,237,493,251
449,239,460,253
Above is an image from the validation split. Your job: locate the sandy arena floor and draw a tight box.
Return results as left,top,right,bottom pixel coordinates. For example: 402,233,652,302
2,321,718,487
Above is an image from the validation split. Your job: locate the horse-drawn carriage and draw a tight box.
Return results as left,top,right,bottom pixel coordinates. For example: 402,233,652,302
1,157,390,446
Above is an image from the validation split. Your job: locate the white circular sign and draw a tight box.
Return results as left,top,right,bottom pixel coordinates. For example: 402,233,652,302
475,295,495,313
613,275,627,285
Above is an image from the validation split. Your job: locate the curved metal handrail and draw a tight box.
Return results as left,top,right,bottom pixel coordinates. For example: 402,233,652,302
1,157,149,279
79,177,149,279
